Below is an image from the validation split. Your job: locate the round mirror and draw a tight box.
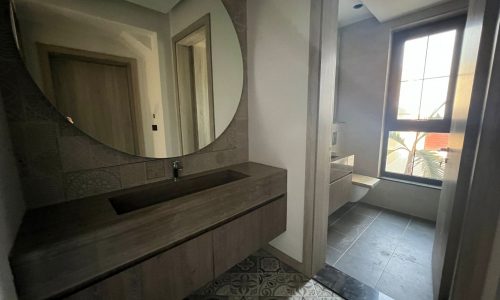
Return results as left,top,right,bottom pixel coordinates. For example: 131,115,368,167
9,0,243,158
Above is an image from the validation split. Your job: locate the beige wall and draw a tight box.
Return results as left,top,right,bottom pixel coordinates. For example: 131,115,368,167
337,0,468,221
248,0,311,262
0,92,25,300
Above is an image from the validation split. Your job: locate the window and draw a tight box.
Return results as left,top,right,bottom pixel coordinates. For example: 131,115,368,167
381,16,465,186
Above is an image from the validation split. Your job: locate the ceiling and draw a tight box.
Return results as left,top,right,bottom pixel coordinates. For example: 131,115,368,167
124,0,180,13
339,0,452,27
364,0,451,22
338,0,373,27
126,0,452,26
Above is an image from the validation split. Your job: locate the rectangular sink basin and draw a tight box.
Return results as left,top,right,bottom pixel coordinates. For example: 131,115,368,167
109,170,248,215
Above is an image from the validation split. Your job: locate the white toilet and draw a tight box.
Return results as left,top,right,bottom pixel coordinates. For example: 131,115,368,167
350,173,380,202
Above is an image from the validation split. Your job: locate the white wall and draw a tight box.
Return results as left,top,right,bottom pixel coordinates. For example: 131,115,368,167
0,92,25,300
336,1,467,221
248,0,311,262
170,0,243,137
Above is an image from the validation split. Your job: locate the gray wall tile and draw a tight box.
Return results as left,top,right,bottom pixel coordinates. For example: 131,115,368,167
0,80,26,300
64,167,122,200
146,160,166,180
22,175,65,207
58,136,93,172
120,163,146,189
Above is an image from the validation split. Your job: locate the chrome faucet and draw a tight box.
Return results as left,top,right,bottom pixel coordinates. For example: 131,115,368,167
172,160,183,181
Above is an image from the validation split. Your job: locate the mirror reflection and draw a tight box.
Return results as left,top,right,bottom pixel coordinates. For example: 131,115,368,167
10,0,243,158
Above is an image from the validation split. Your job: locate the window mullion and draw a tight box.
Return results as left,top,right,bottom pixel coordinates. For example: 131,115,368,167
417,36,430,120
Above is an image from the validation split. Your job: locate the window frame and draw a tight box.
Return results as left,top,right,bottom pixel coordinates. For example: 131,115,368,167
380,15,466,186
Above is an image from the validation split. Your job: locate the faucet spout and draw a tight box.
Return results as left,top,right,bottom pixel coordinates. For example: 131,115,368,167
172,160,183,181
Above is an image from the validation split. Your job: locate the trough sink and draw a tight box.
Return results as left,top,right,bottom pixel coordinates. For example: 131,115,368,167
109,169,248,215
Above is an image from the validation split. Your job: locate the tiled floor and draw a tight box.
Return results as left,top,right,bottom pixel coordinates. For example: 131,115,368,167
326,203,435,300
188,249,344,299
315,265,393,300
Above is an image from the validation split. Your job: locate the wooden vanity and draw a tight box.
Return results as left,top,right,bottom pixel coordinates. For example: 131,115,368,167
10,162,287,300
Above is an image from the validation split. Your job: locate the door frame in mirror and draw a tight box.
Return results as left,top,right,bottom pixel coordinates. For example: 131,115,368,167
172,14,215,155
37,43,145,155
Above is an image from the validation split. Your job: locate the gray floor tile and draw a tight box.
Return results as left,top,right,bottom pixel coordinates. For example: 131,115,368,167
357,221,406,251
383,255,432,283
376,270,432,300
376,256,432,300
328,202,355,225
350,203,381,218
325,205,435,300
327,229,357,252
314,265,393,300
331,210,373,236
376,210,411,228
367,218,408,238
334,252,385,288
407,218,436,236
345,238,393,271
393,238,433,267
354,230,399,255
395,222,434,267
401,226,434,250
325,246,343,266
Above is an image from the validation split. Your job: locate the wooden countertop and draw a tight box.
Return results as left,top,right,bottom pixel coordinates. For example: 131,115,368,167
10,162,287,300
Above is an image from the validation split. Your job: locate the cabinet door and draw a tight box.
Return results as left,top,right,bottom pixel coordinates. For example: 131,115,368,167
212,197,287,277
329,174,352,215
140,232,214,300
66,232,213,300
261,196,287,244
213,208,262,277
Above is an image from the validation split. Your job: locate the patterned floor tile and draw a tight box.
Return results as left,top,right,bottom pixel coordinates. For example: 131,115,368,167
187,250,343,300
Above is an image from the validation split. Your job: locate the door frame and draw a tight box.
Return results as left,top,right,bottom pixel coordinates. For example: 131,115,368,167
37,43,145,155
263,0,339,276
429,0,500,298
172,14,215,155
303,0,339,276
266,2,500,298
442,0,500,297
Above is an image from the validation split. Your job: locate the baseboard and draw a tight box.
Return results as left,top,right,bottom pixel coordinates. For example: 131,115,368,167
263,244,306,275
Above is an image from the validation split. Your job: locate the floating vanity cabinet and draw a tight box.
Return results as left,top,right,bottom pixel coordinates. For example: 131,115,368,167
213,208,263,276
67,197,286,300
260,196,287,244
329,174,352,214
10,163,287,300
329,155,354,214
213,196,286,276
66,232,214,300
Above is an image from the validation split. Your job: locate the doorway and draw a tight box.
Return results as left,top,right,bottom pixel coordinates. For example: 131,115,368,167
308,0,500,299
